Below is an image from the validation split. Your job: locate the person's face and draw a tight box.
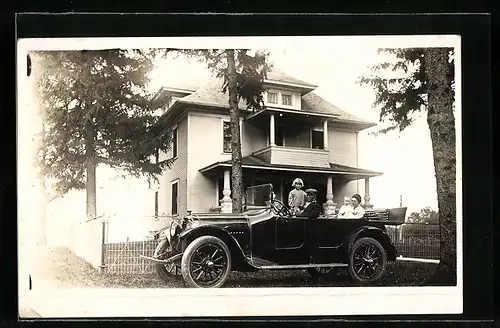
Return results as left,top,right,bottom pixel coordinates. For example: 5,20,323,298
295,183,302,189
350,198,360,208
343,198,350,206
306,193,315,202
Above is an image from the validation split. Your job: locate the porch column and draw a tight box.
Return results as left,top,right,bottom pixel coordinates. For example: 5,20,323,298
269,114,276,146
363,178,373,209
324,176,336,215
220,170,232,213
323,119,329,150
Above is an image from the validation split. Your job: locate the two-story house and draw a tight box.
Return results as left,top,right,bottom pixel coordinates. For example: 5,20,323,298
153,68,382,218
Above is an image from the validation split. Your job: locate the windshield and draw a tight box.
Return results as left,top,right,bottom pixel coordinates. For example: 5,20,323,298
245,183,273,207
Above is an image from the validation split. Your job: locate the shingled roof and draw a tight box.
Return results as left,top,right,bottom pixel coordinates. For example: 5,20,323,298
176,77,373,125
265,67,318,88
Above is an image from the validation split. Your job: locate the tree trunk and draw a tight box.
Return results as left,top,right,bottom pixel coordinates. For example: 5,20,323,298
85,120,97,220
225,49,243,213
424,48,456,285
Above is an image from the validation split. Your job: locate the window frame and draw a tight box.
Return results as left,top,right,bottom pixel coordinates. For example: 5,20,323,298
222,120,232,154
171,125,178,159
281,93,293,107
310,127,325,150
171,179,179,216
267,91,279,104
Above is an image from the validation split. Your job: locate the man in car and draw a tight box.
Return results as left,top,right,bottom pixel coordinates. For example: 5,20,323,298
299,188,322,220
299,189,322,264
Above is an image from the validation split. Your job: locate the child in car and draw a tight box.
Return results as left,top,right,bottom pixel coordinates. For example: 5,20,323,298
288,178,306,216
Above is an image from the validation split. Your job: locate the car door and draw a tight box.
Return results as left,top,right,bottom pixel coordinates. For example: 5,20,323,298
313,218,357,263
274,215,308,264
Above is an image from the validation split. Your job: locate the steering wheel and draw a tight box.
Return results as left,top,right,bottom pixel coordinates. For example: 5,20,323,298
271,199,292,217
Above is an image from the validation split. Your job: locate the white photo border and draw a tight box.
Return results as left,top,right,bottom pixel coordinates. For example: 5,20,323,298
17,35,463,318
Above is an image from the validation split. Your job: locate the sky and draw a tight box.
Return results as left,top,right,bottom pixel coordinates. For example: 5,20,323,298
148,41,441,214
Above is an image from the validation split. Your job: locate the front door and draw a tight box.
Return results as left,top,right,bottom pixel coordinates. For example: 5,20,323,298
274,216,308,264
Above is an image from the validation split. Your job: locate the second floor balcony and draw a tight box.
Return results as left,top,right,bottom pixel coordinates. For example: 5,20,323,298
253,145,330,168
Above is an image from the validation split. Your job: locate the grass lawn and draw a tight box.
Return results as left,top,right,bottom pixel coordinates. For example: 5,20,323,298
42,247,441,288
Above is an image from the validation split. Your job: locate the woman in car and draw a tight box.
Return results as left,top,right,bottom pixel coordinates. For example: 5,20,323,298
349,193,365,219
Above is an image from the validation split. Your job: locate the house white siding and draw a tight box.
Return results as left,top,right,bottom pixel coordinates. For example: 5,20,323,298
327,125,358,167
187,113,231,213
158,116,189,218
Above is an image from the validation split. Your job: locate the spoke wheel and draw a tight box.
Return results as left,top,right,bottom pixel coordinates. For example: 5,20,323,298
154,239,182,283
181,236,231,288
348,237,387,283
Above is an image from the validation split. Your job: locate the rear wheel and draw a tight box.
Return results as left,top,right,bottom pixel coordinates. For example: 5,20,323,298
348,237,387,283
181,236,231,288
154,239,182,283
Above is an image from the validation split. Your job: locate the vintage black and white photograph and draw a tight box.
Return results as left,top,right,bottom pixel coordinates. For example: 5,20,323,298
17,35,462,317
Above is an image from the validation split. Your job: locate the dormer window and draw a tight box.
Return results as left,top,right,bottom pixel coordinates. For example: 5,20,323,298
281,94,292,106
267,92,278,104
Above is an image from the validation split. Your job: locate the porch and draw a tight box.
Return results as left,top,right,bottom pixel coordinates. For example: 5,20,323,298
199,155,382,214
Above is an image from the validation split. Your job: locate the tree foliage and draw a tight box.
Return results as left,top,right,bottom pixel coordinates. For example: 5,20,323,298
359,48,454,135
406,206,439,224
33,49,174,195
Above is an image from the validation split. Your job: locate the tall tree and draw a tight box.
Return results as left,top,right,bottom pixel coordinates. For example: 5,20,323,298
171,49,271,213
33,49,174,221
359,47,456,284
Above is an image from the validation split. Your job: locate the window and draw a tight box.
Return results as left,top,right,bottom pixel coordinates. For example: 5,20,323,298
223,121,231,153
267,92,278,104
281,94,292,106
311,130,324,149
172,127,178,158
171,180,179,216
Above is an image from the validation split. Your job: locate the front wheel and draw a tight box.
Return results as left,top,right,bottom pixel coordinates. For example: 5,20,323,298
348,237,387,284
181,236,231,288
154,239,182,282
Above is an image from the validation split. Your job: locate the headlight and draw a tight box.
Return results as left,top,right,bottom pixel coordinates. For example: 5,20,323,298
169,220,181,237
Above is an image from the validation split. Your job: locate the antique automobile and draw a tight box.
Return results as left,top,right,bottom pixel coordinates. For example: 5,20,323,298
140,183,407,288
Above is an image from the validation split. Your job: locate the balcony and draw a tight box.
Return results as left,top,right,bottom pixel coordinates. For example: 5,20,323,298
253,145,330,168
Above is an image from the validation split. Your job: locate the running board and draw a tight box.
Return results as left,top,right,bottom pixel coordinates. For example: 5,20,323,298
256,263,348,270
140,253,182,264
396,256,440,264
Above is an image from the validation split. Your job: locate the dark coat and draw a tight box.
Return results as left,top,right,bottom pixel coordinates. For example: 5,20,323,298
299,201,322,220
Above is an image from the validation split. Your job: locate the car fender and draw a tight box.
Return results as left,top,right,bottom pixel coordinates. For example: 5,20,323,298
345,226,397,261
178,225,248,267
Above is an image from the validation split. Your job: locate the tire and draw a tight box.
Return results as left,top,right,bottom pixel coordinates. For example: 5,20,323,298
154,239,182,283
307,267,334,278
181,236,231,288
348,237,387,284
